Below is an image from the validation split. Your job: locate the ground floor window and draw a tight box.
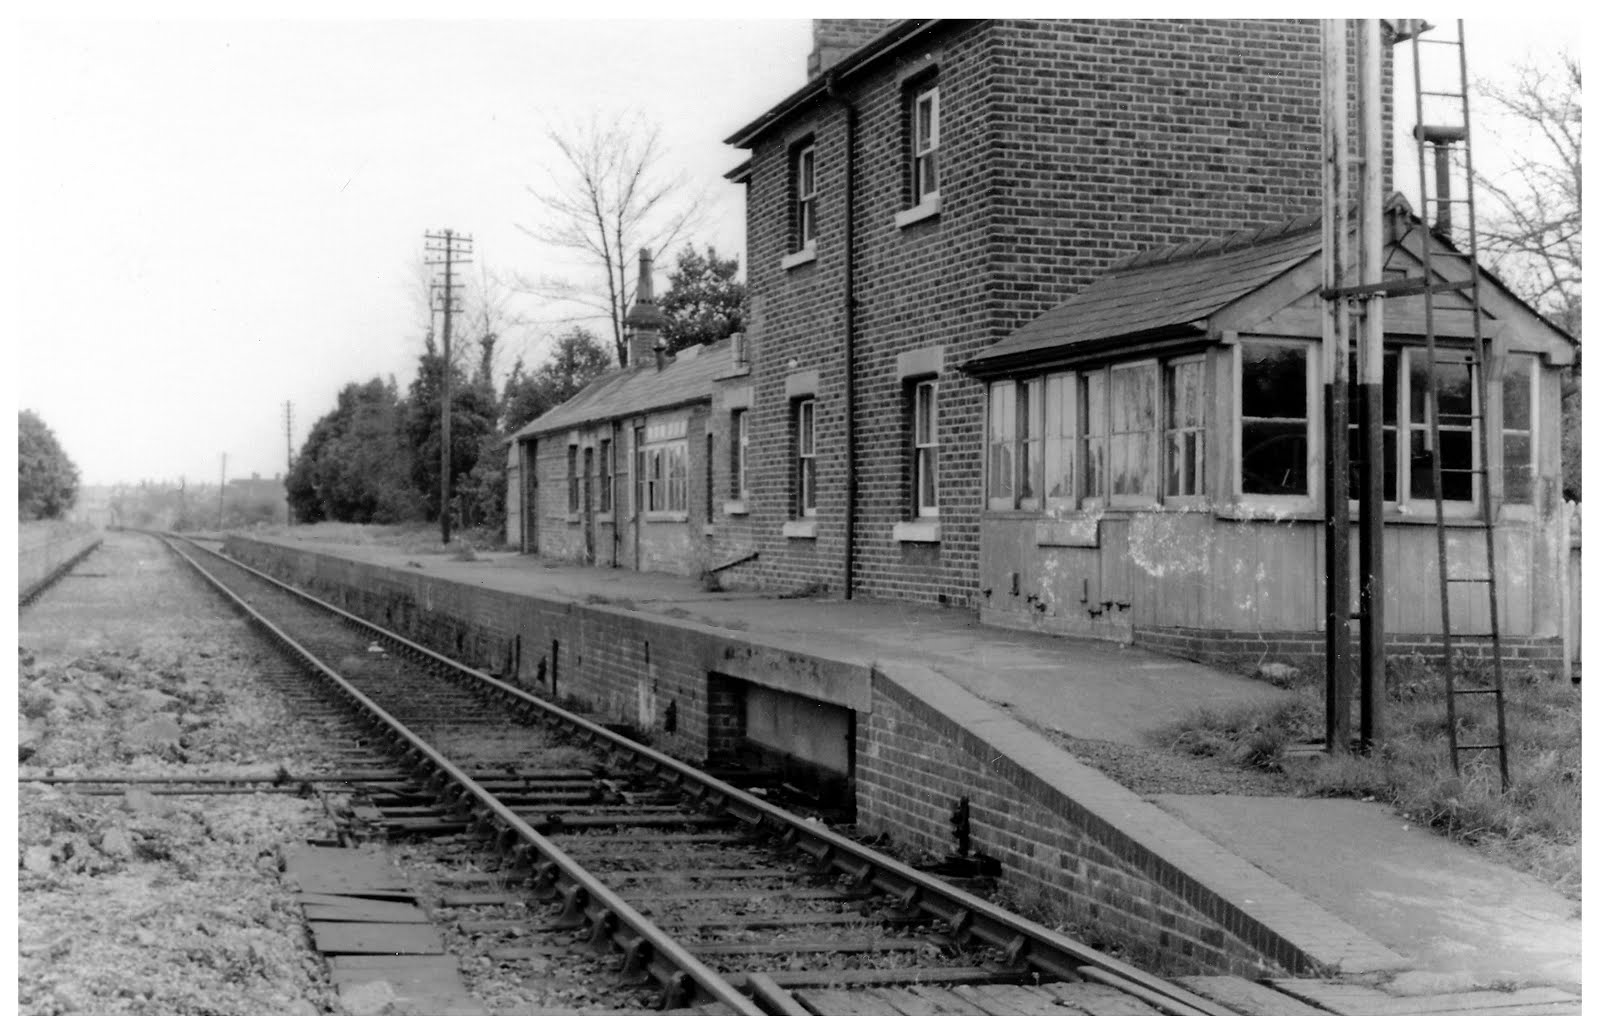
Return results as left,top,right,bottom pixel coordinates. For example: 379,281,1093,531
566,444,580,513
1240,342,1309,497
990,355,1204,510
730,409,748,501
795,398,817,517
597,437,612,512
912,379,939,517
641,414,687,514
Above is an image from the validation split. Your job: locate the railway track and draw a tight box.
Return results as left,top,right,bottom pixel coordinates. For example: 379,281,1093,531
160,533,1231,1017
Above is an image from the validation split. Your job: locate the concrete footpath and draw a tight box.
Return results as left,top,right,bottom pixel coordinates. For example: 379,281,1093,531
248,536,1583,1009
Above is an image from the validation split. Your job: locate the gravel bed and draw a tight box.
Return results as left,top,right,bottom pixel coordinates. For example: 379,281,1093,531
17,532,345,1015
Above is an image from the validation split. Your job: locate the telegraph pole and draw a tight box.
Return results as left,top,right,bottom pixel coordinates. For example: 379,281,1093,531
283,401,295,526
218,452,228,531
424,228,473,544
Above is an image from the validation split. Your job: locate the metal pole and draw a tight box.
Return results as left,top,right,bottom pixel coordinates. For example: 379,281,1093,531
1356,18,1387,749
218,452,227,531
1322,19,1353,753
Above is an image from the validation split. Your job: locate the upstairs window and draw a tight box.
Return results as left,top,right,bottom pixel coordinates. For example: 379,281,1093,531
1239,343,1309,497
911,84,939,207
912,380,939,517
795,398,817,517
794,142,817,252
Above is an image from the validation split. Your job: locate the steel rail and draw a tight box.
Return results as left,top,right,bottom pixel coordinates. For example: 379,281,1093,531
177,536,1231,1016
158,534,763,1016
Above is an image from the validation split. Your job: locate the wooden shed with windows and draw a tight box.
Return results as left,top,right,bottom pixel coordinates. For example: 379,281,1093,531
962,202,1576,667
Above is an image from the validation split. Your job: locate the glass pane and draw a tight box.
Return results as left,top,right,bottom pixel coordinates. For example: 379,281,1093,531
989,442,1014,500
1410,429,1435,498
1503,356,1533,431
917,95,934,150
915,381,936,445
1241,344,1306,419
918,447,937,510
1241,421,1307,494
1044,373,1075,501
1438,428,1473,500
1504,432,1533,503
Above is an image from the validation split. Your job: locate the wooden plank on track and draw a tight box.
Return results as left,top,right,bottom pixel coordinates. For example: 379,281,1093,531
300,896,430,924
438,891,528,907
326,953,484,1015
1039,981,1165,1015
950,984,1082,1016
309,921,444,955
1172,974,1332,1015
793,988,897,1016
870,987,944,1015
900,986,993,1015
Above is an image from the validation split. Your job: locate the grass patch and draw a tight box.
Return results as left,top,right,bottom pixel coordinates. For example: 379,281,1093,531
1158,658,1581,899
269,521,505,555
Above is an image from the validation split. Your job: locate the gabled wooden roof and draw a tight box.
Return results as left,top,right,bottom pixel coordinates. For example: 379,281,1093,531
965,202,1577,376
509,338,734,442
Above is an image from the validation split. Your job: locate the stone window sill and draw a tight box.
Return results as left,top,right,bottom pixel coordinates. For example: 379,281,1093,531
723,499,750,516
645,512,688,524
781,245,816,270
894,194,941,229
782,519,817,540
893,520,941,543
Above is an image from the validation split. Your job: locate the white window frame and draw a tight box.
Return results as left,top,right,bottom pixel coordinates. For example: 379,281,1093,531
730,409,748,502
796,398,817,518
1163,356,1207,501
1404,347,1480,507
912,379,939,518
988,355,1207,514
1108,360,1159,507
796,143,817,251
1236,340,1313,502
986,381,1017,511
912,84,939,207
1500,353,1538,507
641,414,688,517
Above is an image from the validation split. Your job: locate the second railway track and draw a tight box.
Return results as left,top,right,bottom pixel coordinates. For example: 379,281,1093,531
161,533,1230,1017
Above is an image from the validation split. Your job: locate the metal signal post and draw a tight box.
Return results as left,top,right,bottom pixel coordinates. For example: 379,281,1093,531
424,228,474,544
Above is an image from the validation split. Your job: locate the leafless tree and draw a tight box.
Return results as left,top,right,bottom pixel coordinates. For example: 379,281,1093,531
518,111,707,366
1475,51,1581,340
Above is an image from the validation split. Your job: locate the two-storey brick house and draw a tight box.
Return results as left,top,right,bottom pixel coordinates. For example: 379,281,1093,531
725,18,1376,607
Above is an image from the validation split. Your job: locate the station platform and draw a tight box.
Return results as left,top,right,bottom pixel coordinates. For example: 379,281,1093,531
235,533,1582,1005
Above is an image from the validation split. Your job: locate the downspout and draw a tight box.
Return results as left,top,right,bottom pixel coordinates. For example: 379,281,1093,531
828,72,859,600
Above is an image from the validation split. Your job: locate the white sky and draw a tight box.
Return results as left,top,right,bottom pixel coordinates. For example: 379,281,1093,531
7,5,1586,488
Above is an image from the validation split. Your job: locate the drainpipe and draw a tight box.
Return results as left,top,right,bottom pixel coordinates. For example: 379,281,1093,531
828,72,859,600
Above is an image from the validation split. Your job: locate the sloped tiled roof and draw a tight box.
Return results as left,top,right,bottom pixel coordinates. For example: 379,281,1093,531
968,217,1323,371
965,197,1454,373
510,338,733,441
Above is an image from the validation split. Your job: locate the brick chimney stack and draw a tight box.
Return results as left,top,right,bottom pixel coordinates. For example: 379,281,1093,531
625,248,665,370
807,18,898,78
